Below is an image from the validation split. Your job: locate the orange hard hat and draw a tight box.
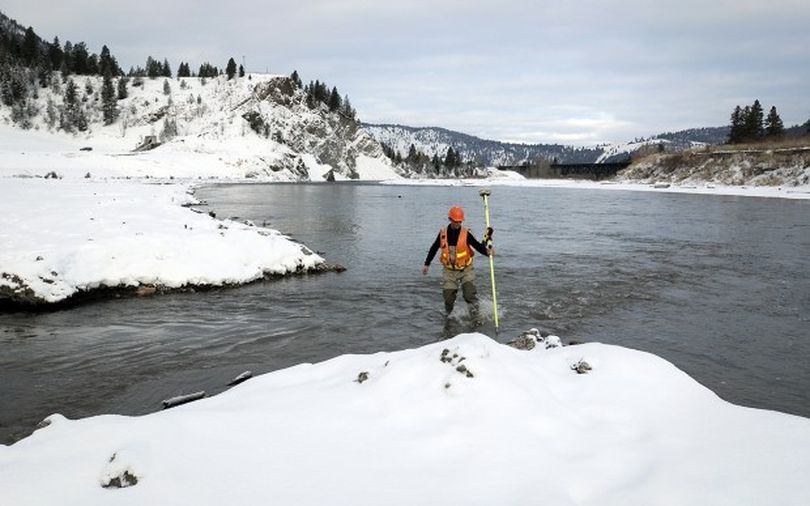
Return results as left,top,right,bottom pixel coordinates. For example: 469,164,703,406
448,206,465,221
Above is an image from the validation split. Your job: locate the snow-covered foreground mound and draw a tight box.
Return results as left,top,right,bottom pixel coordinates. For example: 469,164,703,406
2,333,808,505
0,179,324,304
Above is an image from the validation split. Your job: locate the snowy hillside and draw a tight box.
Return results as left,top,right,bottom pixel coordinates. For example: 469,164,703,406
594,138,675,163
0,73,400,182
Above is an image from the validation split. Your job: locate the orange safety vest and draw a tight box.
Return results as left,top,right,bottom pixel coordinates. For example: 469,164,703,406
439,226,474,270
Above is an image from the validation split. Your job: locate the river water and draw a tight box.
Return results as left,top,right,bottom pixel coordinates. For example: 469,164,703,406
1,183,809,444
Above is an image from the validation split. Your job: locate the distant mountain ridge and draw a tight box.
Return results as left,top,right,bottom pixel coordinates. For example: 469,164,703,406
363,123,603,165
363,123,731,165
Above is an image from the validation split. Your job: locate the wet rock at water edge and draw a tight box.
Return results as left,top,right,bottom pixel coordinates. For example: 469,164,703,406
136,285,157,297
162,391,206,409
508,333,536,351
228,371,253,386
508,328,560,351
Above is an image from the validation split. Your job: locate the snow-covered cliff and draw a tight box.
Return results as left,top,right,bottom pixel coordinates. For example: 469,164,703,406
0,73,400,181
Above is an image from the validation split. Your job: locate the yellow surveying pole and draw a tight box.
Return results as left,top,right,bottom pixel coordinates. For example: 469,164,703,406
479,189,499,330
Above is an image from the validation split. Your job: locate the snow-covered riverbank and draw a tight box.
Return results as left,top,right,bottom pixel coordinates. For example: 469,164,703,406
0,178,325,306
1,332,808,505
385,172,810,200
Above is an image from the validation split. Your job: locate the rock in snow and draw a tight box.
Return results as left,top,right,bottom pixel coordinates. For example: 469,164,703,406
1,333,808,505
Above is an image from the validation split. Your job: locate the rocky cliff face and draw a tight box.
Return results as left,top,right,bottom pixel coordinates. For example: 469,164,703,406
154,75,397,181
232,77,385,179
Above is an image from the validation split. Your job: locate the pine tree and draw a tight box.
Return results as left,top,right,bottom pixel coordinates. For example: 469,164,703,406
764,106,784,139
162,59,172,78
728,105,744,144
290,70,302,88
305,83,315,108
99,45,114,76
340,94,355,120
444,147,456,167
21,27,39,66
146,57,159,78
1,79,15,107
744,100,764,141
159,115,177,142
116,76,128,99
407,144,418,163
49,37,63,70
101,72,117,125
87,54,99,75
177,62,191,78
163,79,171,95
226,58,237,80
61,78,79,131
36,61,52,89
72,42,90,74
313,80,321,103
238,64,245,78
45,97,58,129
62,41,74,74
198,63,218,78
328,87,341,111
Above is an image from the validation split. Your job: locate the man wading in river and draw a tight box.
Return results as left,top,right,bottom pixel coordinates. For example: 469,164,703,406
422,206,493,325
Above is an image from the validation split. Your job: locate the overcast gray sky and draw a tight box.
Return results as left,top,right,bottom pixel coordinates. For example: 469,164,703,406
6,0,809,145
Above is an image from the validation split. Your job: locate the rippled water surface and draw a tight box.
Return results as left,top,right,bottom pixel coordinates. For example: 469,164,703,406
1,183,809,444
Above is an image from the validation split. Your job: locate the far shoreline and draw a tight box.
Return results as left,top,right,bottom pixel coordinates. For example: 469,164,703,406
378,177,810,200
